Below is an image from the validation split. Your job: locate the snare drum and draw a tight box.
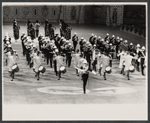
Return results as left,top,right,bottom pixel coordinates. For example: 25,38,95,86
38,66,46,73
60,66,66,74
105,66,111,74
12,64,19,72
128,65,135,72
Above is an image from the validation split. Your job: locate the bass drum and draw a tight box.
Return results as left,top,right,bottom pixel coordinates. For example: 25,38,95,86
12,64,19,72
105,66,111,74
128,65,135,72
38,66,46,73
60,66,66,74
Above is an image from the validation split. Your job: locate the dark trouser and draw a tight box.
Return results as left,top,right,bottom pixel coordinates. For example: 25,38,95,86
82,74,89,94
80,46,83,52
86,55,91,70
26,53,31,65
23,46,26,56
36,71,40,80
66,53,72,67
49,53,53,68
76,69,79,75
121,65,125,74
109,60,112,67
92,61,97,71
99,68,102,76
58,70,61,79
103,72,106,80
47,52,53,68
136,60,140,71
39,43,41,51
9,71,14,80
36,30,39,37
73,43,77,51
116,46,119,59
22,43,26,56
5,59,7,65
54,60,57,76
141,58,145,75
127,70,130,80
43,49,46,61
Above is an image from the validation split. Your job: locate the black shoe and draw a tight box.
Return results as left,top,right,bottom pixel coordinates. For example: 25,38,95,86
128,78,130,80
104,78,106,80
77,74,79,76
58,78,60,80
37,78,39,80
11,79,13,81
35,75,37,77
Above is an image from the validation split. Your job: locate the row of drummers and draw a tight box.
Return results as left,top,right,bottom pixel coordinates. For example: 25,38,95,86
21,34,74,80
78,33,146,76
3,35,19,81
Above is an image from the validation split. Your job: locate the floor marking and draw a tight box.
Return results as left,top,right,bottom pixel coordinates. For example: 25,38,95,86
92,87,137,95
37,86,90,95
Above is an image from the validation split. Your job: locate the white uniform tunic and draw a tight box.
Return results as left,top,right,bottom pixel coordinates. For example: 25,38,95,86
124,55,134,71
118,52,126,68
8,55,16,71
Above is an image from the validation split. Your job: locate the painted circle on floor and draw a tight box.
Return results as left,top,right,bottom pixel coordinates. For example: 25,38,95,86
92,87,137,95
37,86,90,95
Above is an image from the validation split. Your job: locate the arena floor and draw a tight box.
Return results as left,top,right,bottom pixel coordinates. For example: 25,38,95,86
2,23,147,104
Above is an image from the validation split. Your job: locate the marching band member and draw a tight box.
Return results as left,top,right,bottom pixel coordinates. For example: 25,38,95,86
76,53,89,94
72,32,78,51
53,52,66,80
4,44,12,65
32,51,42,80
53,49,58,76
38,33,43,51
98,52,111,80
21,33,26,56
128,42,136,55
72,49,80,76
81,60,89,94
27,19,31,36
84,42,92,70
96,36,101,49
25,40,33,65
139,46,146,76
92,48,100,72
105,33,110,41
30,23,36,40
110,35,116,45
136,44,141,71
92,35,97,45
8,50,19,81
13,21,20,42
115,36,120,58
65,43,73,67
124,51,137,80
46,41,54,68
117,49,126,74
45,19,49,36
89,33,94,45
35,20,40,38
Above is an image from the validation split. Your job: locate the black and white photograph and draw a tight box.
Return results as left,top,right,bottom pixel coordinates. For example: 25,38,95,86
2,2,147,120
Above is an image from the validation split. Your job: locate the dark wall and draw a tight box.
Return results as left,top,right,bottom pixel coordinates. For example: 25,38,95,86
123,5,146,25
